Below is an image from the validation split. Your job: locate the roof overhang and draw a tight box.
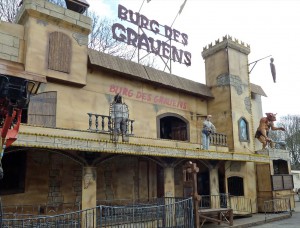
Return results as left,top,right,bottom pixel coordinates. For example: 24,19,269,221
0,60,47,83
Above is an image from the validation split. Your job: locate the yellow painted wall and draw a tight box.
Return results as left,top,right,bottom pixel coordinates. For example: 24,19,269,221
1,151,80,208
251,94,263,151
22,17,88,85
0,21,24,63
39,67,207,143
225,161,258,213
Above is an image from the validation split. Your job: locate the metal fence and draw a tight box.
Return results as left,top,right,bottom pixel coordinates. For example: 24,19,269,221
0,197,194,227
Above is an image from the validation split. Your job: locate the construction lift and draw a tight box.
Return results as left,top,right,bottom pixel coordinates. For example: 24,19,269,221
0,75,33,179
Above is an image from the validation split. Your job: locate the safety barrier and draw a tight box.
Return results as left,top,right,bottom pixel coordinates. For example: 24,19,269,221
0,197,193,227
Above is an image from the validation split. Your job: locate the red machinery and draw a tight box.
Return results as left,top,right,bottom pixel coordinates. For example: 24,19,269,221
0,75,31,179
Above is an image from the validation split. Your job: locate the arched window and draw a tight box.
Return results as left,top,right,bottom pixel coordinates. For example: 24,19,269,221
228,176,244,196
273,160,289,174
48,32,71,73
157,113,189,141
238,117,249,142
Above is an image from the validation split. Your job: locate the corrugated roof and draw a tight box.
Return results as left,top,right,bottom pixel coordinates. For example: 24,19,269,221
250,83,267,97
88,49,213,98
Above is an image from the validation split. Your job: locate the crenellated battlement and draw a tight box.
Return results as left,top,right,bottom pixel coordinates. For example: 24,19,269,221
202,35,250,59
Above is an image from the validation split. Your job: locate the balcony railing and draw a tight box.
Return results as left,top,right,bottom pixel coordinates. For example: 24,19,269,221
210,133,227,146
87,113,134,135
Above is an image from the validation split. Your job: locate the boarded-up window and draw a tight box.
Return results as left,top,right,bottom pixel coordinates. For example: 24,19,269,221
27,92,57,127
272,175,294,190
48,32,71,73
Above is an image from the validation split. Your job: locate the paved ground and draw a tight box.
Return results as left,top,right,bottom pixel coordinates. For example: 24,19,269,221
203,200,300,228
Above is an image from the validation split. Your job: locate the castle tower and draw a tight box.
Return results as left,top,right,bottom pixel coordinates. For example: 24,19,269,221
15,0,92,86
202,35,253,152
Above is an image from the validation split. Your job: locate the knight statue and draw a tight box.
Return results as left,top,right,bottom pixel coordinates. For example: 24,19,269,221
255,113,285,149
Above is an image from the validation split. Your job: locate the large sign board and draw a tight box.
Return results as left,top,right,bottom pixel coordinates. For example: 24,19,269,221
112,4,191,66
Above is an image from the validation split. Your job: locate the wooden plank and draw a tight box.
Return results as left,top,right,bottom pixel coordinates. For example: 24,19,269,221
28,92,57,127
257,164,272,191
198,208,233,227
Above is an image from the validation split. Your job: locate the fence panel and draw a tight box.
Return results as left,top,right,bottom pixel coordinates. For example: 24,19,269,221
1,197,193,228
264,198,292,221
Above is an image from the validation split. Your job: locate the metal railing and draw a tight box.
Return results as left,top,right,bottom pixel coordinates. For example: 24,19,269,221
1,197,194,227
264,197,292,221
87,113,134,135
209,133,227,146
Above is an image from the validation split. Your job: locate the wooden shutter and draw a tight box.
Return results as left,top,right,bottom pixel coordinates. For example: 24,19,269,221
27,91,57,127
48,32,71,73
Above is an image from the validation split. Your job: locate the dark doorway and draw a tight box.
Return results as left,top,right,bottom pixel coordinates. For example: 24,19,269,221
0,151,27,195
228,176,244,196
157,165,164,198
197,171,210,195
160,116,188,141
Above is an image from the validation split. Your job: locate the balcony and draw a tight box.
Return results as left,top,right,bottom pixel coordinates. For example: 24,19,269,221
87,113,227,147
12,123,270,164
256,148,290,161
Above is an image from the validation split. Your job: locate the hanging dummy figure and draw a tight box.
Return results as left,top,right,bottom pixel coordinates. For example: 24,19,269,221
110,94,129,142
255,113,285,149
270,58,276,83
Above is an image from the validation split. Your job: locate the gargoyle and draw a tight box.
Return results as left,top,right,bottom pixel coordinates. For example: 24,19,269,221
255,113,285,149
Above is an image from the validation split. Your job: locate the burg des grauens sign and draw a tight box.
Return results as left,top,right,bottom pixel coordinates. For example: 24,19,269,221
112,4,191,66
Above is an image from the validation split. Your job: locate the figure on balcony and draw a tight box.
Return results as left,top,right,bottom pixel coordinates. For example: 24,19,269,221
202,115,216,150
110,94,129,142
255,113,285,149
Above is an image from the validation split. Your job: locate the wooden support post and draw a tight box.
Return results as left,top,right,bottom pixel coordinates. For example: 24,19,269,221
183,161,200,228
82,166,97,228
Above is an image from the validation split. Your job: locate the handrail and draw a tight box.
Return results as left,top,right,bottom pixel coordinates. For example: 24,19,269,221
210,133,228,146
1,197,194,227
87,113,134,135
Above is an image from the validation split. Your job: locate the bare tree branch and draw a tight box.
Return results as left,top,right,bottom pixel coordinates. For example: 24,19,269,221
271,115,300,169
0,0,157,67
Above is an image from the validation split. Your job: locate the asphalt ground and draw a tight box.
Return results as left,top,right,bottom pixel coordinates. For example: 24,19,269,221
203,200,300,228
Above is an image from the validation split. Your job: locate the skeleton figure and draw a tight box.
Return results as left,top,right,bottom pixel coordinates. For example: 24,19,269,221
110,94,129,142
255,113,285,149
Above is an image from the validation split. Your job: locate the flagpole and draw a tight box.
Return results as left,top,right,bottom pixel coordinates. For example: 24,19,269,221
165,0,187,73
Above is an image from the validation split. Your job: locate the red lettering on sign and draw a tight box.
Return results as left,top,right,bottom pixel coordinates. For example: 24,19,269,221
109,85,188,110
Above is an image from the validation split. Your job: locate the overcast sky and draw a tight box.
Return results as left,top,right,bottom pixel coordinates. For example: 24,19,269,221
86,0,300,118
